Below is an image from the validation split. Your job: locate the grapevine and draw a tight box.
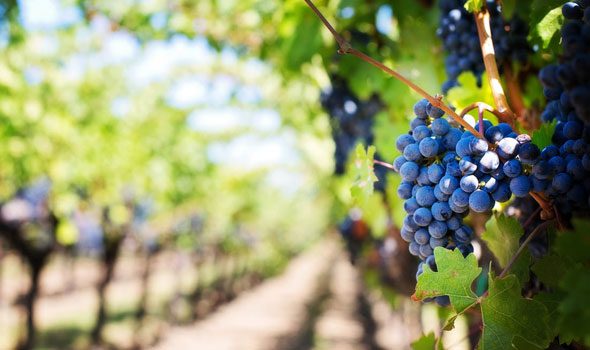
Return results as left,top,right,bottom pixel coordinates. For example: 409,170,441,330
306,0,590,348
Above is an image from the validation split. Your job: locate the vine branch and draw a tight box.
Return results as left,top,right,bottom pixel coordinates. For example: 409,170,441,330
304,0,486,140
499,220,553,278
474,8,516,124
373,159,396,171
459,102,511,124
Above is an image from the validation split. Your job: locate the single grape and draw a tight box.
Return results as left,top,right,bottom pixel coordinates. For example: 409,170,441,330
469,189,493,212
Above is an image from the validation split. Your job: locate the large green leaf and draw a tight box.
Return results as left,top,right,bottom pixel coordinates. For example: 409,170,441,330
480,273,551,350
413,247,481,314
482,213,530,285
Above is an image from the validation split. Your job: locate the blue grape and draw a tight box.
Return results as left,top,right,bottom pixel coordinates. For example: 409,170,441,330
460,175,479,193
396,134,415,152
469,190,493,212
451,188,470,207
419,137,440,157
432,201,453,220
428,164,445,183
413,125,432,141
397,181,414,199
416,186,436,207
459,156,478,175
415,228,430,245
430,236,449,249
439,175,459,194
434,184,450,201
413,207,433,226
404,197,420,214
552,173,573,193
400,228,414,242
479,151,500,173
403,143,422,161
454,225,474,243
510,175,531,197
432,118,450,135
400,161,420,181
503,159,522,177
413,98,429,119
393,156,407,172
428,220,448,238
497,137,519,159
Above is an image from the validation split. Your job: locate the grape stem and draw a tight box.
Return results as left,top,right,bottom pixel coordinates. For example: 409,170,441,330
459,102,512,126
473,7,516,123
373,159,396,171
303,0,486,140
499,220,553,279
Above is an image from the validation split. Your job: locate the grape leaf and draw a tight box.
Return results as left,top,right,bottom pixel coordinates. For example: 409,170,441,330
411,332,442,350
531,119,557,150
447,73,496,123
350,144,378,205
531,253,566,288
554,219,590,263
464,0,485,13
534,6,564,49
534,291,563,340
482,213,530,285
480,273,551,350
413,247,481,314
556,267,590,345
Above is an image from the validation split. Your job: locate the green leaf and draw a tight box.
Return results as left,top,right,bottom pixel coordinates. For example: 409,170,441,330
556,267,590,346
535,6,564,49
413,247,481,314
531,120,557,150
554,219,590,263
534,291,563,339
464,0,485,12
411,332,442,350
531,253,566,288
482,213,531,285
447,73,496,123
350,144,378,205
480,273,551,350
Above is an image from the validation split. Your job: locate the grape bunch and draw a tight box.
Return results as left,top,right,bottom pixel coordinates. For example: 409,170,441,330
437,0,530,93
539,1,590,124
394,99,480,305
320,76,389,192
533,1,590,212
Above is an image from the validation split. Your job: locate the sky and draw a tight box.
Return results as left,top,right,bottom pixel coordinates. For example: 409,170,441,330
17,0,304,190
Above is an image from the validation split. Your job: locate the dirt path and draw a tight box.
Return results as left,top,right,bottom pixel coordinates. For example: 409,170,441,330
313,255,373,350
151,240,339,350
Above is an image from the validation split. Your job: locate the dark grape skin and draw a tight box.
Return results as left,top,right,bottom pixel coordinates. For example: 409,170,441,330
395,99,479,308
438,0,531,91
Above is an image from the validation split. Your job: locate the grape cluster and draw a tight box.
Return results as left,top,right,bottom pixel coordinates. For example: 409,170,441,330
539,1,590,124
320,76,388,192
394,99,479,305
437,0,530,93
534,1,590,212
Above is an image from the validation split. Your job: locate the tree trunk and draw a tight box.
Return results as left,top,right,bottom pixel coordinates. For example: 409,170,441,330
91,245,120,345
18,263,42,350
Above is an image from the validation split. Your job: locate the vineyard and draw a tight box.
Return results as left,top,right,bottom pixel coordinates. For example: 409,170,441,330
0,0,589,349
